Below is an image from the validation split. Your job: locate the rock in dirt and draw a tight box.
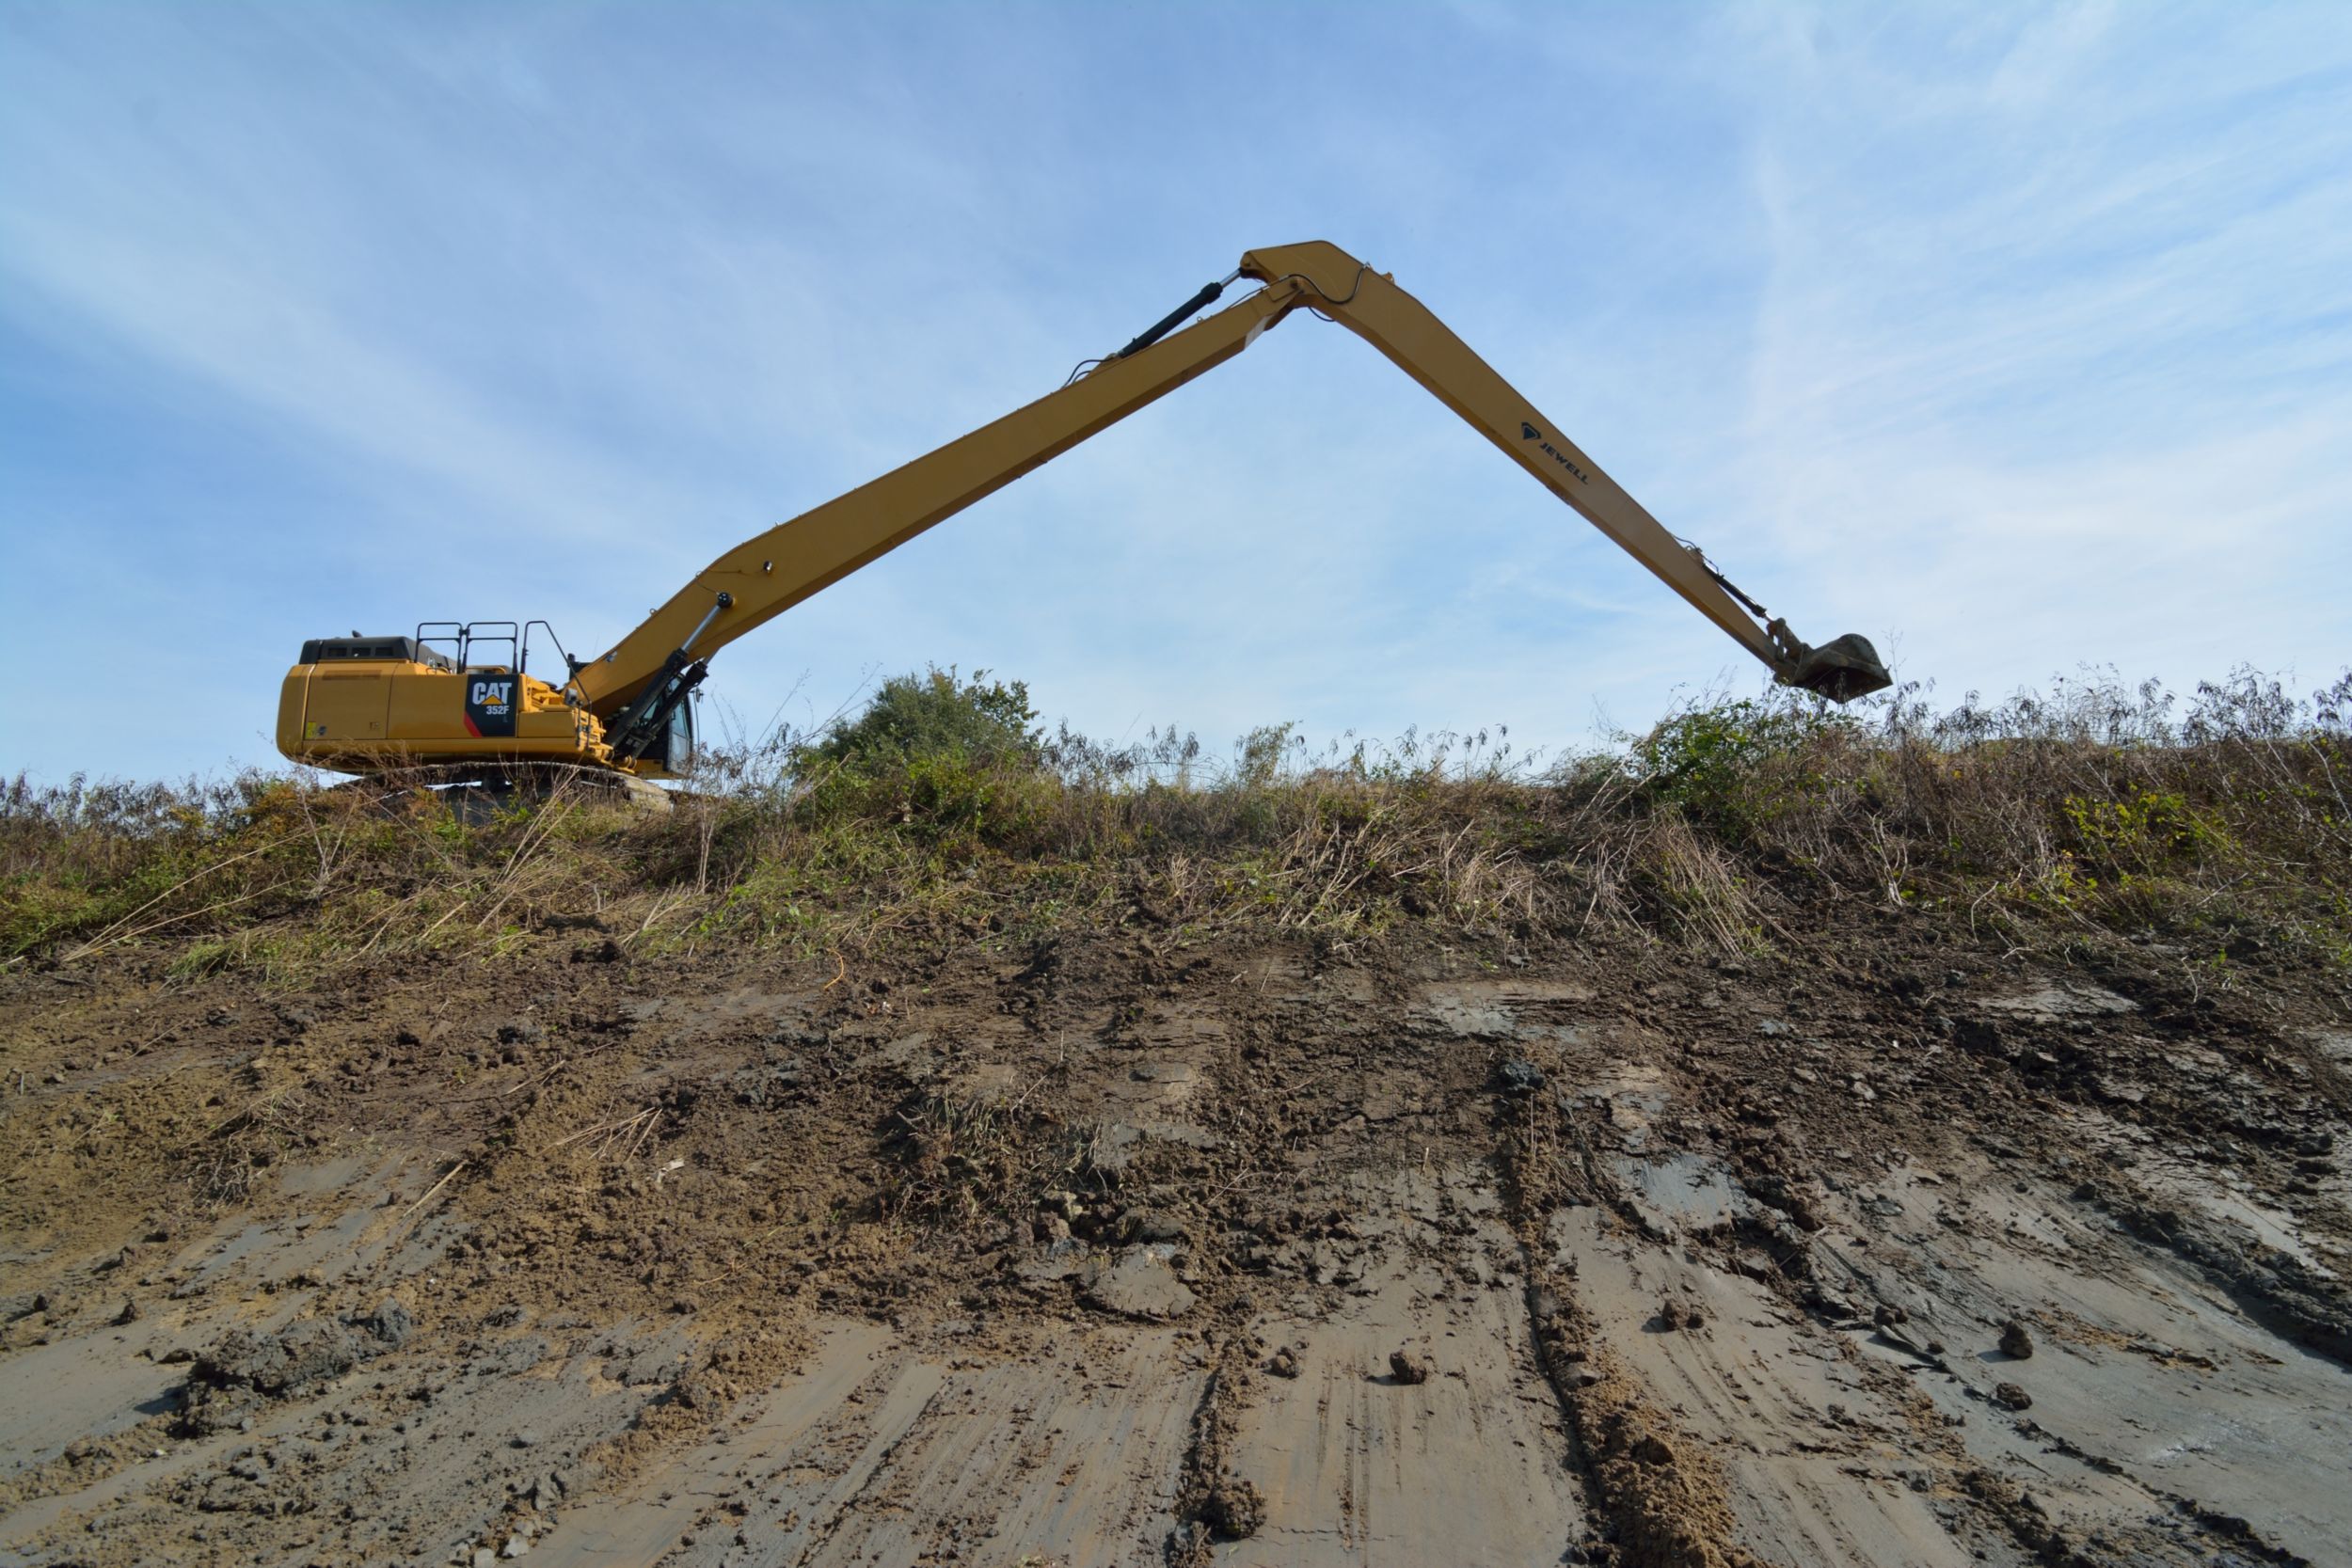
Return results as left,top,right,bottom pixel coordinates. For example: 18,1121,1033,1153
1265,1346,1300,1379
1993,1381,2033,1411
1389,1345,1432,1385
1999,1319,2035,1359
1080,1249,1195,1320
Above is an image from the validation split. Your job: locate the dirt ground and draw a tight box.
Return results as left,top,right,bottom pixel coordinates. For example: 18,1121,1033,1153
3,895,2348,1567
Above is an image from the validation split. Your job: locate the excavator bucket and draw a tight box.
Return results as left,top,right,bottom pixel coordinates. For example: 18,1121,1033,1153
1788,634,1892,703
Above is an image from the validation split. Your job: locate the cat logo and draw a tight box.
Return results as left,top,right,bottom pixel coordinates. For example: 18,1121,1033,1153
463,677,519,738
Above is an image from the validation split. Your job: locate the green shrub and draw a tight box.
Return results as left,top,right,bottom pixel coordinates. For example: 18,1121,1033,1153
787,668,1054,847
1630,694,1856,835
803,667,1040,775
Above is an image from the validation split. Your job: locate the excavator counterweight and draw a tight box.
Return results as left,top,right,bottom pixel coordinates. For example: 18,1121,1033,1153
276,243,1888,783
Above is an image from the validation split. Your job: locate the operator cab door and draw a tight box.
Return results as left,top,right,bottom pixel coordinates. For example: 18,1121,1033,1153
660,695,696,775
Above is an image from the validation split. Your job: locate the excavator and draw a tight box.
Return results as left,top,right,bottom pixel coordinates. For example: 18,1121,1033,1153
276,241,1889,795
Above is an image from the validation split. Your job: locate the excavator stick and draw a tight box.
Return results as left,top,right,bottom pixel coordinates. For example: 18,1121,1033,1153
1232,242,1893,704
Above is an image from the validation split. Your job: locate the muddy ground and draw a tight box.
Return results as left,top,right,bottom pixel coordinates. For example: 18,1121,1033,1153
3,898,2348,1567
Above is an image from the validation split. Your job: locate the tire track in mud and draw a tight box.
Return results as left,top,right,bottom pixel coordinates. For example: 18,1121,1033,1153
1494,1065,1772,1568
1519,1258,1765,1568
771,1372,961,1568
1494,1034,2078,1568
1162,1336,1260,1566
9,923,2352,1566
2103,1187,2352,1370
1962,1434,2316,1568
1493,1030,2344,1568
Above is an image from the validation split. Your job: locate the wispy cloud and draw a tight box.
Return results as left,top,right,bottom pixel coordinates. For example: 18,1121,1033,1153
1701,3,2352,703
3,2,2345,779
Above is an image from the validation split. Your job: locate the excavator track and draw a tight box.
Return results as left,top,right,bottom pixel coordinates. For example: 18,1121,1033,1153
326,763,671,819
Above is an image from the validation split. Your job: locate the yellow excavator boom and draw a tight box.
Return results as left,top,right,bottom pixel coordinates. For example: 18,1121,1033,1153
276,242,1886,780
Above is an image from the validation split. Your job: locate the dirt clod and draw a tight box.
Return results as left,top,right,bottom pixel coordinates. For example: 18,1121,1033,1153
1496,1057,1547,1093
1202,1475,1264,1540
182,1320,365,1435
1389,1345,1433,1385
1080,1249,1196,1320
363,1296,413,1349
2000,1320,2035,1359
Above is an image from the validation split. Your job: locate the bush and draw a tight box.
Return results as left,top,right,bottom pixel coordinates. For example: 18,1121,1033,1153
803,667,1040,775
789,668,1051,847
1629,694,1859,836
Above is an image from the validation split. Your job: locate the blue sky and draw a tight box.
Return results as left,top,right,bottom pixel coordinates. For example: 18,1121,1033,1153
4,1,2348,782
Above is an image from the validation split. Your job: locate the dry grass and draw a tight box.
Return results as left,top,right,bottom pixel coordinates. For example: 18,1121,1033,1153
885,1085,1088,1225
4,667,2346,978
